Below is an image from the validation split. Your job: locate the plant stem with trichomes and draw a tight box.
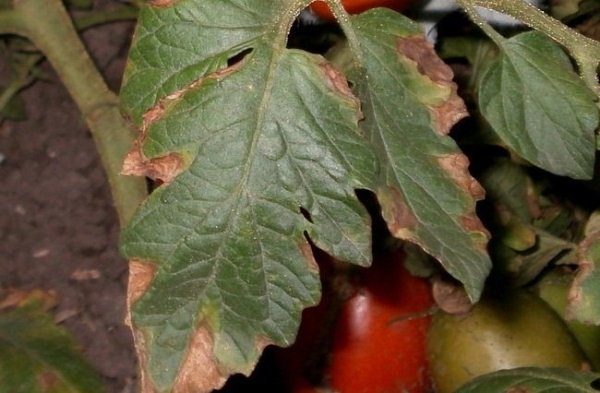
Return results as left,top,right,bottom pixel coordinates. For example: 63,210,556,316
0,0,146,226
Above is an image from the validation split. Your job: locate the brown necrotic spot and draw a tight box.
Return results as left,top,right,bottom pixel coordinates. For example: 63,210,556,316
122,144,184,184
396,36,468,135
123,54,251,184
172,326,227,393
127,260,157,307
397,36,453,84
437,154,485,201
319,62,363,121
299,241,319,272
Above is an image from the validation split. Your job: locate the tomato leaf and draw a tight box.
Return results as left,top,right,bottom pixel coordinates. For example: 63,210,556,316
335,9,491,300
478,31,598,180
120,1,377,391
0,302,105,393
568,211,600,324
455,367,600,393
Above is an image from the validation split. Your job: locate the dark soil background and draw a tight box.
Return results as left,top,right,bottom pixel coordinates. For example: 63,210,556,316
0,1,138,391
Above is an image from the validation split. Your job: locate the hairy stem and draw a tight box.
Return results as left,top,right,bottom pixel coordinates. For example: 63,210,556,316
0,0,146,226
457,0,600,97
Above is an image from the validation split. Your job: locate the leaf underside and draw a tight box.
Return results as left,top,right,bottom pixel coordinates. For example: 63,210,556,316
479,32,598,180
119,2,491,391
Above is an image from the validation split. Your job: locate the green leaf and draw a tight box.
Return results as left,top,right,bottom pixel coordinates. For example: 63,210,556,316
337,9,491,300
478,31,599,180
0,302,105,393
120,1,377,391
568,211,600,324
455,367,600,393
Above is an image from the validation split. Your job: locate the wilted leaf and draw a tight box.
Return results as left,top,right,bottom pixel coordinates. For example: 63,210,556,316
0,301,105,393
335,9,491,300
479,32,599,179
568,211,600,324
455,367,600,393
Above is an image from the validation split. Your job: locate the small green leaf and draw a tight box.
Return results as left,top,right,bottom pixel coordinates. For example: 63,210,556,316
0,302,105,393
479,31,599,179
456,367,600,393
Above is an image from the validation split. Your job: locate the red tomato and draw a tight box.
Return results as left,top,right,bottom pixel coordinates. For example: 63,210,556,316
310,0,415,21
328,251,433,393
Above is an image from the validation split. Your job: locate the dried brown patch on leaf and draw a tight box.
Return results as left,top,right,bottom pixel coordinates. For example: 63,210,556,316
300,241,319,272
319,62,363,121
123,60,248,183
437,154,485,201
397,36,453,83
172,326,227,393
122,143,184,184
396,36,467,135
126,260,159,393
125,259,156,328
127,260,157,308
131,326,157,393
378,187,418,240
432,276,473,315
433,90,468,136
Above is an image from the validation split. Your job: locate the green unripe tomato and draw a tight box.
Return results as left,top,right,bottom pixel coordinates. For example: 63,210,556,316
427,290,588,393
534,268,600,370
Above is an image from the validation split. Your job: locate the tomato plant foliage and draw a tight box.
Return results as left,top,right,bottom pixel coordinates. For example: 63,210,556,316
117,0,598,392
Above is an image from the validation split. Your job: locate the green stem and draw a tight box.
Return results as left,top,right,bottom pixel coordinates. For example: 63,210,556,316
456,0,506,46
0,9,25,34
459,0,600,97
325,0,364,65
0,0,147,226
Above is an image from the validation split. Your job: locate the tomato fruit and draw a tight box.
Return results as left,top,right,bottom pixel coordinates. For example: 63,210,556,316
310,0,415,21
427,290,588,393
328,251,433,393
